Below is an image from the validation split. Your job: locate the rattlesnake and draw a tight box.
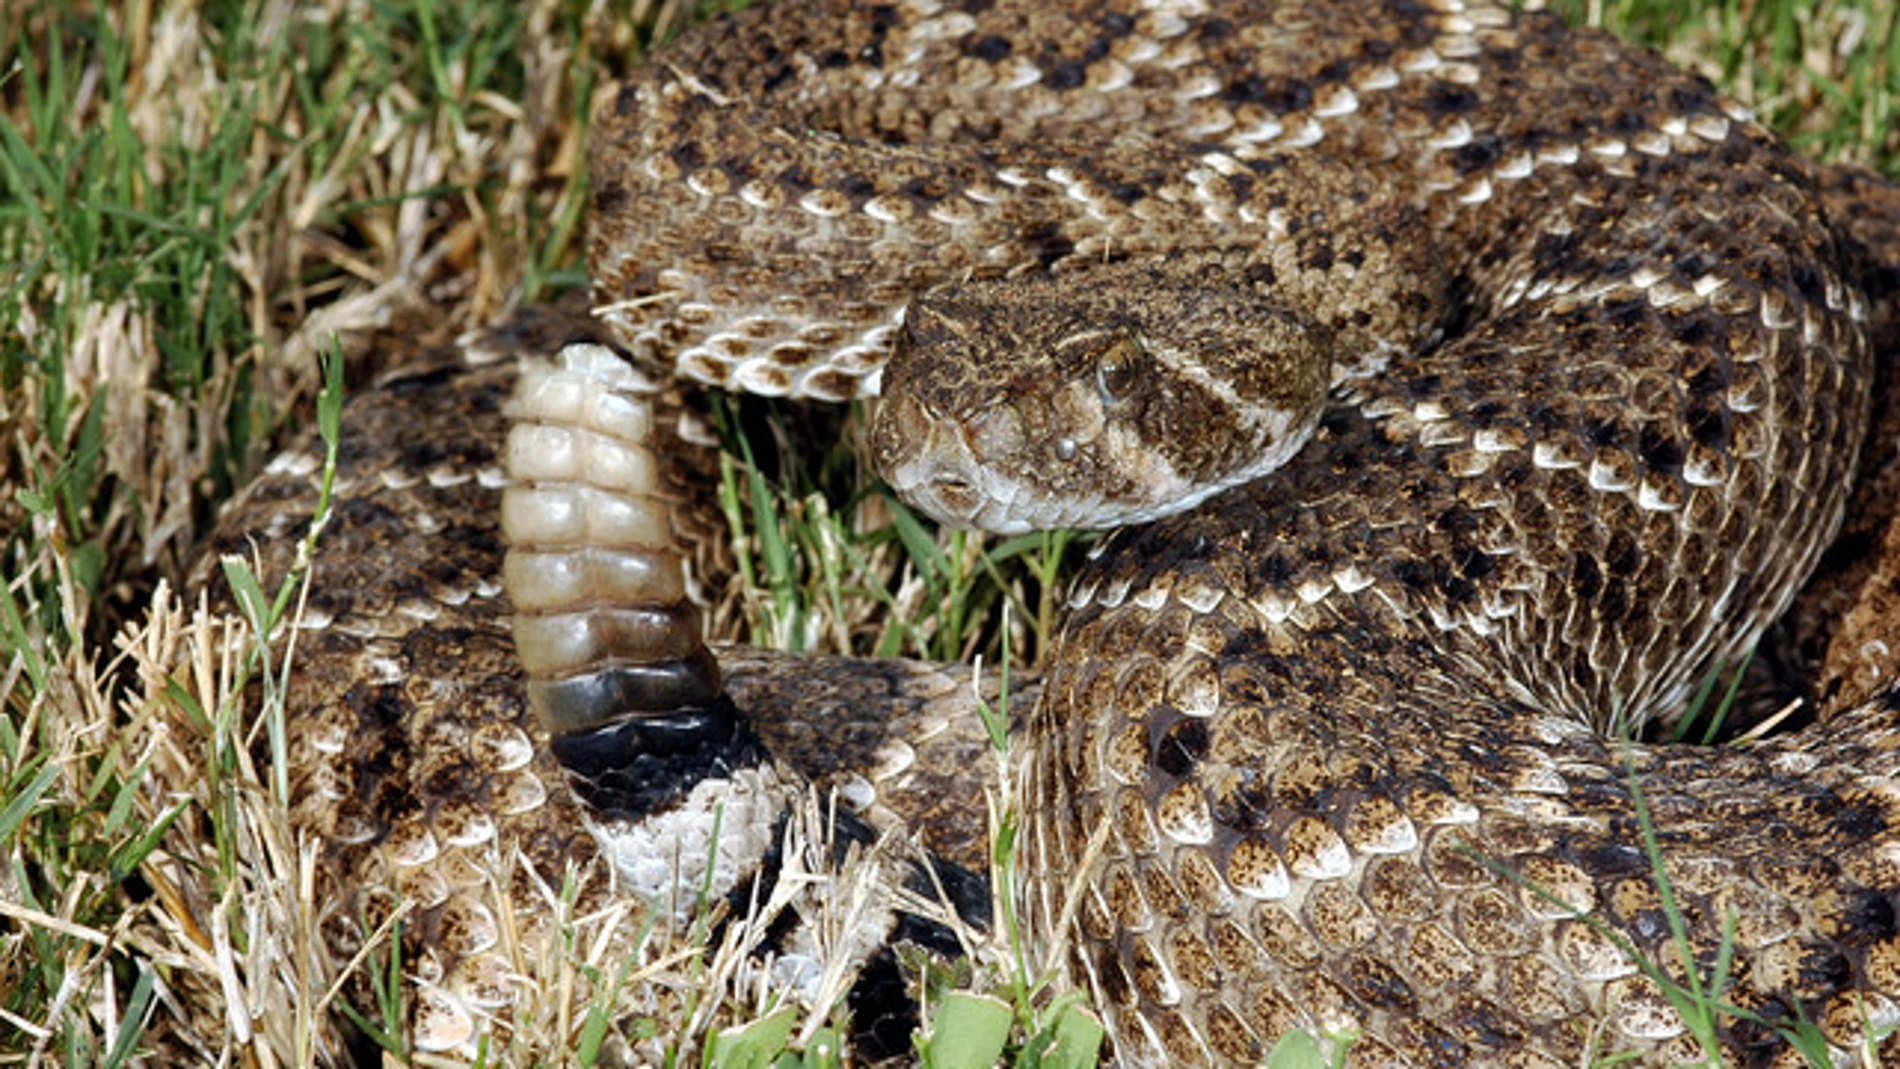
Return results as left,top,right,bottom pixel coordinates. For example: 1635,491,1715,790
207,0,1900,1065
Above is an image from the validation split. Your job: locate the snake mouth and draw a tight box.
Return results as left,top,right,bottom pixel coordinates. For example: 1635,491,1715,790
884,439,1001,531
923,474,984,522
885,438,1095,534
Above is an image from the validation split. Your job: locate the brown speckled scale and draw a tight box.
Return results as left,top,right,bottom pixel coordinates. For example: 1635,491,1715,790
583,0,1900,1064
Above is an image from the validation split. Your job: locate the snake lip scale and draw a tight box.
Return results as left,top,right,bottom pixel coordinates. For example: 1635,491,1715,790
229,0,1900,1064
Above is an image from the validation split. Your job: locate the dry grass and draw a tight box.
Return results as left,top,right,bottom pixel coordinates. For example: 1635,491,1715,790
1,0,1896,1064
0,0,674,1062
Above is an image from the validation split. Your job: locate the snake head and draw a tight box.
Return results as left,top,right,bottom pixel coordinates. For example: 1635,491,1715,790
871,261,1334,534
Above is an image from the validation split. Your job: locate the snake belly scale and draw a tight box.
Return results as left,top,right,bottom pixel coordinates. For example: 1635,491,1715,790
231,0,1900,1065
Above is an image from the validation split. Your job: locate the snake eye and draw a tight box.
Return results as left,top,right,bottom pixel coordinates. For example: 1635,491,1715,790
1094,335,1145,404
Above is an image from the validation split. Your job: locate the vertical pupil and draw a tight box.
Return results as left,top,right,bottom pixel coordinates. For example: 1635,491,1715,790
1096,337,1140,402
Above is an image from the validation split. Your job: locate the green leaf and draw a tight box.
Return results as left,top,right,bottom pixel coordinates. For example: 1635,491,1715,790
69,538,106,598
1265,1030,1328,1069
0,762,57,841
318,339,345,450
109,799,187,884
219,556,272,633
1033,1003,1104,1069
101,963,156,1069
920,992,1011,1069
886,495,950,582
797,1027,844,1069
15,485,51,515
706,1006,798,1069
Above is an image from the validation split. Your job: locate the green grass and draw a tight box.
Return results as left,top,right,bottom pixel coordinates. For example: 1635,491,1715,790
0,0,608,1060
1572,0,1897,165
0,0,1895,1064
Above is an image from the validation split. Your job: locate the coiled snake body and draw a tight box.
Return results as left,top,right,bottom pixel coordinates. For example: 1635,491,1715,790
232,0,1900,1065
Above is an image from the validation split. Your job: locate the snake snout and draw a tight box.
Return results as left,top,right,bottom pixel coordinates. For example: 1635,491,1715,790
872,391,1013,530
